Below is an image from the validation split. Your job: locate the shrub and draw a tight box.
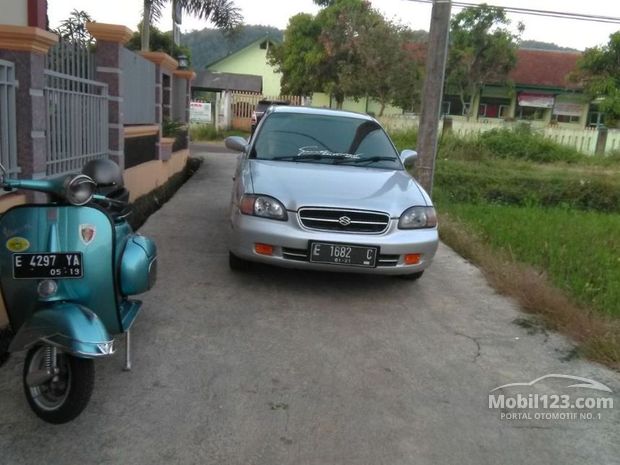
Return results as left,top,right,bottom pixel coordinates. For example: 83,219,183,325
478,126,583,163
389,129,418,151
189,124,219,141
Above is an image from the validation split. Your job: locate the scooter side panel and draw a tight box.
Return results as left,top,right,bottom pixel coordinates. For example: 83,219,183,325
8,302,113,357
0,205,122,335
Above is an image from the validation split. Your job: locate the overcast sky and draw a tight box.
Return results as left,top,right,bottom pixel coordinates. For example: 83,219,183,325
47,0,619,51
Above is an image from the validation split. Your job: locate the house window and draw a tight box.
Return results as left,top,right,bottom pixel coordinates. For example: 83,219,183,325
518,106,544,120
478,103,488,117
555,114,580,123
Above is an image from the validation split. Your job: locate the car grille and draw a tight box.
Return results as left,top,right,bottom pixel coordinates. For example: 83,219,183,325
298,208,390,234
282,248,399,267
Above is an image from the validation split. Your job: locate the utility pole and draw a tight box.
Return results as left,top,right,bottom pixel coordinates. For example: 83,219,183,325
416,0,451,196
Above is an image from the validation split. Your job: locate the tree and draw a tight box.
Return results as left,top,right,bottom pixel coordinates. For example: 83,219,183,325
446,4,522,119
127,26,192,64
271,0,425,112
315,0,376,107
268,14,324,96
54,9,94,44
347,19,425,115
573,31,620,125
141,0,242,52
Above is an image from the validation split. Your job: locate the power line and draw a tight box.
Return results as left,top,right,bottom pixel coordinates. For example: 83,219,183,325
405,0,620,25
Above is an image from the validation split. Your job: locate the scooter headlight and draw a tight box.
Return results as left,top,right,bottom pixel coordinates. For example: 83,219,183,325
37,279,58,298
65,174,96,206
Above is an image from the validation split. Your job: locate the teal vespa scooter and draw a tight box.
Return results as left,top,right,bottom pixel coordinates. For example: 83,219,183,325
0,159,157,424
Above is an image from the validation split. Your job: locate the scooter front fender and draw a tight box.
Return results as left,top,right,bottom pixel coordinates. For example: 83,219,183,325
8,302,114,358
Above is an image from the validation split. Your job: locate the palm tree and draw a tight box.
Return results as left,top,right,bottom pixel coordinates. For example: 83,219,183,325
141,0,242,52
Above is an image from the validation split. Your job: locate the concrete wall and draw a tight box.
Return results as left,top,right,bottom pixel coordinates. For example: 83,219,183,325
124,149,189,201
378,115,618,156
0,193,27,326
311,93,403,116
0,0,28,26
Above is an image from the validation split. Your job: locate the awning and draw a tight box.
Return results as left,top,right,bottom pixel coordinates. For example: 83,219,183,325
518,92,555,108
553,102,583,117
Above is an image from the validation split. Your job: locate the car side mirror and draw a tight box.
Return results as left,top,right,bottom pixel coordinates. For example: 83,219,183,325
400,149,418,167
225,136,248,153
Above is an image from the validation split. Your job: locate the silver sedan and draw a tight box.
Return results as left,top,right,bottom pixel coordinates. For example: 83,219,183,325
225,106,438,279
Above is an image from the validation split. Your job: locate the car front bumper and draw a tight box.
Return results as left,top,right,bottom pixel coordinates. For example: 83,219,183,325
229,210,439,275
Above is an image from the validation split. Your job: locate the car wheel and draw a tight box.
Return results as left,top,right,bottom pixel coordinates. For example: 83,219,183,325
399,270,424,281
229,251,251,271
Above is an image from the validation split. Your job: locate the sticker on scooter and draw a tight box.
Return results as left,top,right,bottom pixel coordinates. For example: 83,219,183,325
6,237,30,252
79,224,96,245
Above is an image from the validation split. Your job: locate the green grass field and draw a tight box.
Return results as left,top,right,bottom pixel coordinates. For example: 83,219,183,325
390,126,620,320
436,202,620,317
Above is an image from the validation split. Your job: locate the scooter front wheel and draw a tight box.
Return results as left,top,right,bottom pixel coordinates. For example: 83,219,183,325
23,345,95,424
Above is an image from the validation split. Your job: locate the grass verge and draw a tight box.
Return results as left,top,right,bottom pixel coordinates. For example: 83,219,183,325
438,209,620,369
190,124,249,142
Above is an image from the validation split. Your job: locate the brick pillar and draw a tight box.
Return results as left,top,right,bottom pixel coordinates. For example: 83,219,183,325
86,22,133,168
173,70,196,124
139,52,178,126
0,26,57,180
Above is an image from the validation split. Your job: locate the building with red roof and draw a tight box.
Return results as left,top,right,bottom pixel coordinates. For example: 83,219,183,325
443,48,600,127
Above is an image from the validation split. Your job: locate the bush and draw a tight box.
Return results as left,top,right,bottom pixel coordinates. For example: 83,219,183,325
190,124,219,141
434,160,620,213
478,126,583,163
389,129,418,151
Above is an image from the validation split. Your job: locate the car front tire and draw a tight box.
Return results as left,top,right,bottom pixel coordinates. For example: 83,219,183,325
399,270,424,281
229,251,251,272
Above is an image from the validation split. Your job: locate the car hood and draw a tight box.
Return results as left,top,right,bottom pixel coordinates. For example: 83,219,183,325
249,160,428,215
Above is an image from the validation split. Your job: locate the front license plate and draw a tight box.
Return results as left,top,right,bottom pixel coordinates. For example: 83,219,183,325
309,242,378,267
12,253,84,279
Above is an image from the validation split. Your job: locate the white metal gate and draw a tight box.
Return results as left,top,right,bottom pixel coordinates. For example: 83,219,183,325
45,40,108,176
0,59,18,175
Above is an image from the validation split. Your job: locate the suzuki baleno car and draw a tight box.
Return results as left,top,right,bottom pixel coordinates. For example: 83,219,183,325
225,106,438,280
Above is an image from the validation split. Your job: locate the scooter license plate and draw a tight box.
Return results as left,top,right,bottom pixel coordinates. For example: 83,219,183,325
12,253,83,279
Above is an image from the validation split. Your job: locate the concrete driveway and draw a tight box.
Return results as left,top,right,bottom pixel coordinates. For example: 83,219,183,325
0,145,618,465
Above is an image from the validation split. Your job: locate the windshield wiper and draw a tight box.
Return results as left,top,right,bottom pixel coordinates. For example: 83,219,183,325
270,153,350,161
334,156,398,165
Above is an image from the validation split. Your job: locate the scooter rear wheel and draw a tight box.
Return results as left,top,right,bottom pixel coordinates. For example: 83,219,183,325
23,345,95,424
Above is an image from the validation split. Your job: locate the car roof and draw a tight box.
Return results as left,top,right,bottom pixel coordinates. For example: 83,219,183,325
269,105,376,121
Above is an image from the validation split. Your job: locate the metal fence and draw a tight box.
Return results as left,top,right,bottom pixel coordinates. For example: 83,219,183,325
0,59,19,175
44,70,108,176
46,39,95,80
121,48,156,124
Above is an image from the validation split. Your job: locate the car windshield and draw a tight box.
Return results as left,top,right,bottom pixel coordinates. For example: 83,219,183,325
251,112,402,169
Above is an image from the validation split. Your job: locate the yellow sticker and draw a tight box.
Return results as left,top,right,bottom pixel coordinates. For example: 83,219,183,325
6,237,30,253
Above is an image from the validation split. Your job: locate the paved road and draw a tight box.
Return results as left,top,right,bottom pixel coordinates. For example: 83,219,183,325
1,147,618,465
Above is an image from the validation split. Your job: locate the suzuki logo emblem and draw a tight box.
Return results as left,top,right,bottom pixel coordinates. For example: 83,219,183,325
338,216,352,226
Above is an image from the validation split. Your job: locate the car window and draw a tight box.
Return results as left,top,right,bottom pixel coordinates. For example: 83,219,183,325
251,113,401,169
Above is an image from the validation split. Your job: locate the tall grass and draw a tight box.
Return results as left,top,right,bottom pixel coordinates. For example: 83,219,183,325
438,203,620,317
189,124,249,141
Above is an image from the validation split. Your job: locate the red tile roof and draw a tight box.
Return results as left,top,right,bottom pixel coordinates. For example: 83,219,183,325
509,49,582,89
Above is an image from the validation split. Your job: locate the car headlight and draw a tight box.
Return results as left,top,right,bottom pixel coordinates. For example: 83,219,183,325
64,174,96,206
240,194,288,221
398,206,437,229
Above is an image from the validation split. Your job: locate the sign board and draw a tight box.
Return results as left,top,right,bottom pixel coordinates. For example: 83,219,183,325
518,92,555,108
553,102,583,117
190,101,212,123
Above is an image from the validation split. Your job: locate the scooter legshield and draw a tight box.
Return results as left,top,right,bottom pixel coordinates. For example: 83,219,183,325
9,302,114,357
